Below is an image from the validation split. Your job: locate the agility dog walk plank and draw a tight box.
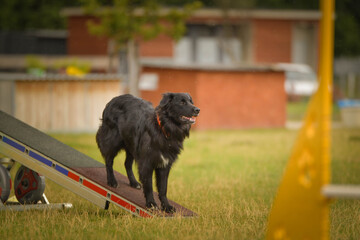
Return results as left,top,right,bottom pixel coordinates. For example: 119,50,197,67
0,111,196,217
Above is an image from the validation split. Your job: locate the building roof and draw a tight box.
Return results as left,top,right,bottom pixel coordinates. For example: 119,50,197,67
141,59,284,72
61,7,321,21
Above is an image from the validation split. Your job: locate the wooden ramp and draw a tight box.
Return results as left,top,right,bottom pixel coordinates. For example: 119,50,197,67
0,110,196,218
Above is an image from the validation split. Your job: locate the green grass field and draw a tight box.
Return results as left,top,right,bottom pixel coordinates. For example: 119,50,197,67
1,128,360,239
287,99,341,121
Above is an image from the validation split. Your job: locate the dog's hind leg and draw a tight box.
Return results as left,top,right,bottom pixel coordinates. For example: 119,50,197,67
155,167,176,213
124,151,141,189
96,126,120,188
105,154,118,188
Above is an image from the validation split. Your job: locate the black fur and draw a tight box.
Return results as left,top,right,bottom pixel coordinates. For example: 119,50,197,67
96,93,200,212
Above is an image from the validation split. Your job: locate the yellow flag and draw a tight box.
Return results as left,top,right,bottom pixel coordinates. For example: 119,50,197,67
266,0,334,239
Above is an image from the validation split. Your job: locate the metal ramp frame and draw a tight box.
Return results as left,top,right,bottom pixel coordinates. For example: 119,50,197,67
0,111,196,218
0,191,73,211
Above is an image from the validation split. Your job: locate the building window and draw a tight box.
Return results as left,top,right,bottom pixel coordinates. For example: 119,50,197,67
174,37,192,64
292,22,317,70
174,24,249,65
196,36,219,64
221,37,242,64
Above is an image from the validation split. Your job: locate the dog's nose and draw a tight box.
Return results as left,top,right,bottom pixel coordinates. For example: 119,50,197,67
194,107,200,115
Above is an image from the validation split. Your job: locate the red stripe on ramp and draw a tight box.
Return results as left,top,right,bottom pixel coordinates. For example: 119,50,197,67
83,179,107,197
111,194,137,213
139,209,152,218
68,171,80,182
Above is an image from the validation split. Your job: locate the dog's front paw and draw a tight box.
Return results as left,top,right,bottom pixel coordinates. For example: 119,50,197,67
146,201,159,211
107,179,118,188
162,204,176,213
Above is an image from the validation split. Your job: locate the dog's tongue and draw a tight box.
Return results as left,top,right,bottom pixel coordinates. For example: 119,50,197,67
182,116,196,123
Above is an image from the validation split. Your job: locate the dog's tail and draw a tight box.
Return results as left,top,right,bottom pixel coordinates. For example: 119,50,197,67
101,109,119,128
100,96,125,128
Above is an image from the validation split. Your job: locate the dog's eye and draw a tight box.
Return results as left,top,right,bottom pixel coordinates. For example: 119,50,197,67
180,99,186,105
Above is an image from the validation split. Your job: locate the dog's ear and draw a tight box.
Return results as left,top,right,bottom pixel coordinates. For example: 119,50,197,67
159,92,174,107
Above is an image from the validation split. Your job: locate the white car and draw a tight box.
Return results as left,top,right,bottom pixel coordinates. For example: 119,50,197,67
276,63,318,96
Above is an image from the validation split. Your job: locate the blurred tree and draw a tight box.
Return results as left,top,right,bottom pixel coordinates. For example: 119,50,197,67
254,0,318,9
334,0,360,57
83,0,201,96
0,0,82,30
0,0,359,58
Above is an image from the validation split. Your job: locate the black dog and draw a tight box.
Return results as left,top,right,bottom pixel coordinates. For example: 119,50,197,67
96,93,200,212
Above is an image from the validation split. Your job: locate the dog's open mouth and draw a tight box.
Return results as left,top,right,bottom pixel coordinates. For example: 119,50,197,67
181,116,197,124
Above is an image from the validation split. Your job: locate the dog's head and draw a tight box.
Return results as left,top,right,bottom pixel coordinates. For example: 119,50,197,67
158,92,200,125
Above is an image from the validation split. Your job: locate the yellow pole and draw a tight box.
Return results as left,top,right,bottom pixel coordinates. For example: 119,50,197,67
318,0,335,216
266,0,334,239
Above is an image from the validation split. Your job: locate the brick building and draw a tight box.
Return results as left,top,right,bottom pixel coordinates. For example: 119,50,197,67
0,8,320,130
62,8,320,70
59,8,320,129
141,63,286,129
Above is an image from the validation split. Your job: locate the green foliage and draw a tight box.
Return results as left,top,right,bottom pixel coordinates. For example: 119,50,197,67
253,0,318,9
0,0,82,30
53,59,92,73
84,0,202,47
26,55,46,76
25,55,45,70
334,0,360,57
334,13,360,56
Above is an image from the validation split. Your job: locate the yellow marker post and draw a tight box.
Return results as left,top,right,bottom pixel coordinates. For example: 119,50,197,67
266,0,334,239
